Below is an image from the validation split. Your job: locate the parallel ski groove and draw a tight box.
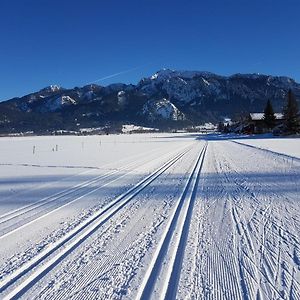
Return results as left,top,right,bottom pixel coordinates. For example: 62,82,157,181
136,142,207,300
0,146,167,227
0,144,161,221
0,145,184,240
0,145,192,299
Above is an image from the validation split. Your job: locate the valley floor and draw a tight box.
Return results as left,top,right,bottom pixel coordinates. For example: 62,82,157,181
0,133,299,299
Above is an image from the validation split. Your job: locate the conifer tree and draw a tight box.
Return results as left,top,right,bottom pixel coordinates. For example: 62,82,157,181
218,122,225,132
263,99,276,129
284,89,300,133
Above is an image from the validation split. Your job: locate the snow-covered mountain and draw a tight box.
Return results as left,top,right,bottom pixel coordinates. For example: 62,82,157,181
142,98,185,121
0,69,299,133
139,69,300,107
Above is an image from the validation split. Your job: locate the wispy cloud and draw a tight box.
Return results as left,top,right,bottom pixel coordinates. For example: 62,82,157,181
252,61,263,67
86,64,151,85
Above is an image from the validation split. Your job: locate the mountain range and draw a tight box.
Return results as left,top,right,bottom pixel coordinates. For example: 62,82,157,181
1,69,300,134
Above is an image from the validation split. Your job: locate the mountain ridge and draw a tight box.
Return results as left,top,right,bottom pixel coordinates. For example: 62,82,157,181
0,70,299,133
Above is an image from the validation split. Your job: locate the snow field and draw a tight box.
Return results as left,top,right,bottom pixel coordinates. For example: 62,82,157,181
233,136,300,159
0,133,300,299
26,144,204,300
0,134,198,298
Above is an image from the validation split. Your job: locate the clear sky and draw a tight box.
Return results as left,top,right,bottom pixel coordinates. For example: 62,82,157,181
1,0,300,101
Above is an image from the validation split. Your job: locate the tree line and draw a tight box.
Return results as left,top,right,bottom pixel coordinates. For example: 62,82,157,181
264,89,299,134
219,89,300,135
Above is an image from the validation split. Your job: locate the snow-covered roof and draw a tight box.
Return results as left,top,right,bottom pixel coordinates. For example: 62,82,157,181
250,113,284,121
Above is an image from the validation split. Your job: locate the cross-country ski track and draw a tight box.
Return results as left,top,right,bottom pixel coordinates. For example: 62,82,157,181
0,133,300,299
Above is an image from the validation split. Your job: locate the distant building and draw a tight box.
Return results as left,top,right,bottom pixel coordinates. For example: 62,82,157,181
248,113,284,133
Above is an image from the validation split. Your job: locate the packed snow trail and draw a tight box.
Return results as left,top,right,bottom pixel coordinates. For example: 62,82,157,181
0,144,183,239
0,142,194,299
136,143,207,300
0,135,195,269
176,139,300,300
19,142,205,300
1,134,300,299
0,145,162,226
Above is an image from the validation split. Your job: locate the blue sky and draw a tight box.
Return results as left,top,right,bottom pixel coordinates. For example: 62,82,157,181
0,0,300,101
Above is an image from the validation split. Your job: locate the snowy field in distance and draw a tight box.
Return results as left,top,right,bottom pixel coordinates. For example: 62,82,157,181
233,136,300,158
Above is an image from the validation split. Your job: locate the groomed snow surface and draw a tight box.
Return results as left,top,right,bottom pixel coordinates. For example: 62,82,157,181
0,133,300,299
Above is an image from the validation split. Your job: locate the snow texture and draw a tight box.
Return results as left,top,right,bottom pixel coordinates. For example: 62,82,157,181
142,98,185,121
0,133,300,299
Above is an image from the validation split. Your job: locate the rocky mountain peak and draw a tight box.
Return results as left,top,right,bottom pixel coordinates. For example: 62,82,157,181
39,85,62,93
0,70,299,133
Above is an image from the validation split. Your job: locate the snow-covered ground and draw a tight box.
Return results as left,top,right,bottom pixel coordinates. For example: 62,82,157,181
0,133,299,299
233,136,300,159
121,125,159,133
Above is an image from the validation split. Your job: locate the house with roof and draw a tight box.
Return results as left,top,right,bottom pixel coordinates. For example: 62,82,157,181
248,112,284,133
